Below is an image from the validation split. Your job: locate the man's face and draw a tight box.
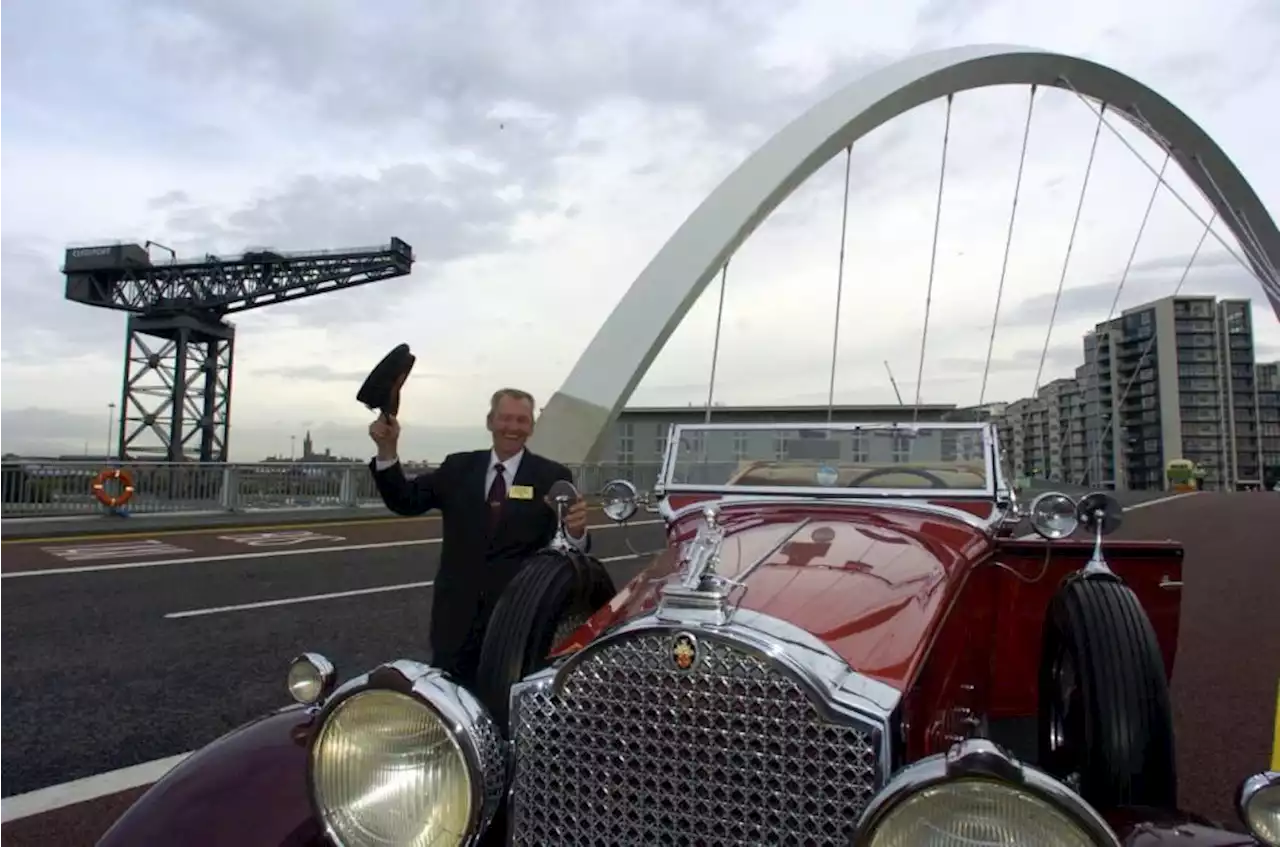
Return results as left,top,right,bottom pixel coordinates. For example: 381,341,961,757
487,395,535,457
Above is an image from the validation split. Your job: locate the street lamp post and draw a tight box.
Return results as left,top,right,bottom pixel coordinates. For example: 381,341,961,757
106,402,116,462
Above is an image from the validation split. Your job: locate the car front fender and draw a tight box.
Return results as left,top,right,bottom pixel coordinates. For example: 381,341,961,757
97,705,323,847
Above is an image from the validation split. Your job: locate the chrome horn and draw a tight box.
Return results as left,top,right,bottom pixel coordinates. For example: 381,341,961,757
547,479,580,553
1077,492,1123,579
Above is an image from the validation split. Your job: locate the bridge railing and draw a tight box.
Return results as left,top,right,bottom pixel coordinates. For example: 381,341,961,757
1,459,1082,519
0,460,669,519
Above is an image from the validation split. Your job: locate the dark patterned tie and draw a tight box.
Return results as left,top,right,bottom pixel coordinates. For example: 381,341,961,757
487,463,506,531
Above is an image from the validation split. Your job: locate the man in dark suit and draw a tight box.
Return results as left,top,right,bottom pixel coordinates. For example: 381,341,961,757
368,387,590,688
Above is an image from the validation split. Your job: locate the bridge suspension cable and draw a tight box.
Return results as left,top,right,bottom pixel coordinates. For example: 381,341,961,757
979,84,1038,408
1032,102,1107,398
826,146,855,422
912,93,954,423
1062,78,1280,297
1081,211,1219,487
703,260,730,423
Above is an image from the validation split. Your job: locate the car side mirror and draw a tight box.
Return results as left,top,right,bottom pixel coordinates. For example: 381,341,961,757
600,479,639,523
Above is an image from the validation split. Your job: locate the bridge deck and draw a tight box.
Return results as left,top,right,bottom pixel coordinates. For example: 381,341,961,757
1,493,1276,844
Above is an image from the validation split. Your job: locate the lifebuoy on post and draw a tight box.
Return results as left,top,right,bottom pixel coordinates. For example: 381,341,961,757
91,468,136,509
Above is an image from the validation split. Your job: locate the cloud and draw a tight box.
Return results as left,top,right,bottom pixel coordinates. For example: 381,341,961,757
249,363,451,384
3,0,1278,462
1001,260,1269,327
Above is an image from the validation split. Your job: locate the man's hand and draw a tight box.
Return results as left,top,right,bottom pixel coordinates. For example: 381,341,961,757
563,497,589,538
368,415,400,461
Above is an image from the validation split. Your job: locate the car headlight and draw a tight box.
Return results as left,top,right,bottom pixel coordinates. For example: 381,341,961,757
287,652,336,705
857,739,1119,847
1237,771,1280,846
308,660,506,847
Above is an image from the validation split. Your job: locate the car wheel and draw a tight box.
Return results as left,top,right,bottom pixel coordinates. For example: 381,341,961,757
1037,575,1178,809
473,550,616,732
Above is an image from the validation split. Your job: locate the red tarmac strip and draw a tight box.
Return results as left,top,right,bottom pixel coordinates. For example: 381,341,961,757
1,519,438,574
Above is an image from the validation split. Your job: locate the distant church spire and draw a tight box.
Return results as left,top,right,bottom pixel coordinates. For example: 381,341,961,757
303,430,313,459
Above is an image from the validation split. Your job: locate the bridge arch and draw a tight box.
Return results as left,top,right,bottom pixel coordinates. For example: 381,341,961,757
530,43,1280,464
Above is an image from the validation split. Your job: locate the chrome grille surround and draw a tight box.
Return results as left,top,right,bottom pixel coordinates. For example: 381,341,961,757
507,610,901,846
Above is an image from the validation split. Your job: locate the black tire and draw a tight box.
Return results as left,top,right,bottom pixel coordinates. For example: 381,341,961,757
1038,575,1178,809
473,550,616,731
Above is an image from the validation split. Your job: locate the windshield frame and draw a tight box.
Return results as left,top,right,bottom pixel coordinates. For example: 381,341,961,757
655,420,1002,501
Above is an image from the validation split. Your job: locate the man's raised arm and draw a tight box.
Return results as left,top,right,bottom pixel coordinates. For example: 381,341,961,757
368,414,445,516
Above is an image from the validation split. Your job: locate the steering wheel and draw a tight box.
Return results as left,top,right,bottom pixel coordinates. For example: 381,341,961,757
845,466,950,489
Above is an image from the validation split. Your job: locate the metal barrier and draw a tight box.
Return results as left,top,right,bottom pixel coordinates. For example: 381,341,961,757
3,459,1088,520
0,460,666,519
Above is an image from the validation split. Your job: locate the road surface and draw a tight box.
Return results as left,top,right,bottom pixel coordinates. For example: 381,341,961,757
1,493,1276,844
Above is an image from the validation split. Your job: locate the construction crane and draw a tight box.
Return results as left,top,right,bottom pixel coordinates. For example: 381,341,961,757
62,237,414,462
884,360,905,405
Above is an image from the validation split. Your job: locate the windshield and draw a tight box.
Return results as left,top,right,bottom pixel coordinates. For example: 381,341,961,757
662,423,993,496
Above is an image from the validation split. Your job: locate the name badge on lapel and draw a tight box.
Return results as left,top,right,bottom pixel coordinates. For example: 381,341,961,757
508,485,534,501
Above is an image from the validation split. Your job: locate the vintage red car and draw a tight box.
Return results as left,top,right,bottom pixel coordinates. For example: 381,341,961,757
98,420,1278,846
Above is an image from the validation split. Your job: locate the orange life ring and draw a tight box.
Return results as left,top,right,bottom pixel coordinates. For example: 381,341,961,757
92,468,136,508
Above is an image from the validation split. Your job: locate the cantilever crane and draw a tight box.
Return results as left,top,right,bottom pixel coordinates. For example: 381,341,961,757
62,238,414,462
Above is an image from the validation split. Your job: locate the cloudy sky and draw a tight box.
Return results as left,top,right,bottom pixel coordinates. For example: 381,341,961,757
3,0,1277,463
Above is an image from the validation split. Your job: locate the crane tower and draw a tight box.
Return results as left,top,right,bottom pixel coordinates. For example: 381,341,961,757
62,238,414,462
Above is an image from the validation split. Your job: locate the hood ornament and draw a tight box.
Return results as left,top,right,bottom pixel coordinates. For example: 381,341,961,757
657,503,811,626
680,505,726,588
658,503,738,623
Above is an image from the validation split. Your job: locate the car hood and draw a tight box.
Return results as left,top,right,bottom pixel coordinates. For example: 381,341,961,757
575,501,994,693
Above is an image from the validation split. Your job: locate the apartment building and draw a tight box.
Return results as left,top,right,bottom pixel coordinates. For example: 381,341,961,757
1044,295,1266,491
995,378,1086,485
1257,360,1280,487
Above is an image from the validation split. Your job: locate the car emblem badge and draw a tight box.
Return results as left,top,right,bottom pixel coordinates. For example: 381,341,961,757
671,632,698,671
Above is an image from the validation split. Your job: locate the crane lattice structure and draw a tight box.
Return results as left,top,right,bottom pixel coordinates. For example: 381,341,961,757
62,238,414,462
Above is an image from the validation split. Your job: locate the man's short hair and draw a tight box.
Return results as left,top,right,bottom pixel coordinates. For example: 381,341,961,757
489,387,536,418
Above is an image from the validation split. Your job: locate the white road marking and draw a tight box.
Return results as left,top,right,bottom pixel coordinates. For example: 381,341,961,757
217,529,347,547
1,549,663,820
1121,491,1201,510
165,580,437,618
1014,491,1199,539
38,539,193,562
162,551,661,619
0,753,191,823
1,520,665,579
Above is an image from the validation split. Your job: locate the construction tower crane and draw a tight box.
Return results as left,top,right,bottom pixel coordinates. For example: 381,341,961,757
62,237,414,462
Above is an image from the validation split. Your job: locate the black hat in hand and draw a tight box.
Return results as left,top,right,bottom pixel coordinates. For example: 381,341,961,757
358,343,416,420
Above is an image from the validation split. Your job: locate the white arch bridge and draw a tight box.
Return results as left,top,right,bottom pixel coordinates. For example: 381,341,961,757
528,44,1280,470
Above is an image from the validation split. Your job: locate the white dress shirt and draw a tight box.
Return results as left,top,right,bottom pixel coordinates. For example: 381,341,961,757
375,449,587,548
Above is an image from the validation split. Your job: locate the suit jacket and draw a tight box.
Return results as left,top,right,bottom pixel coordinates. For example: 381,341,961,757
369,449,590,661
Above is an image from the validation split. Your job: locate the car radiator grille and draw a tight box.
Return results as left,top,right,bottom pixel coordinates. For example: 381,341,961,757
509,630,883,846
